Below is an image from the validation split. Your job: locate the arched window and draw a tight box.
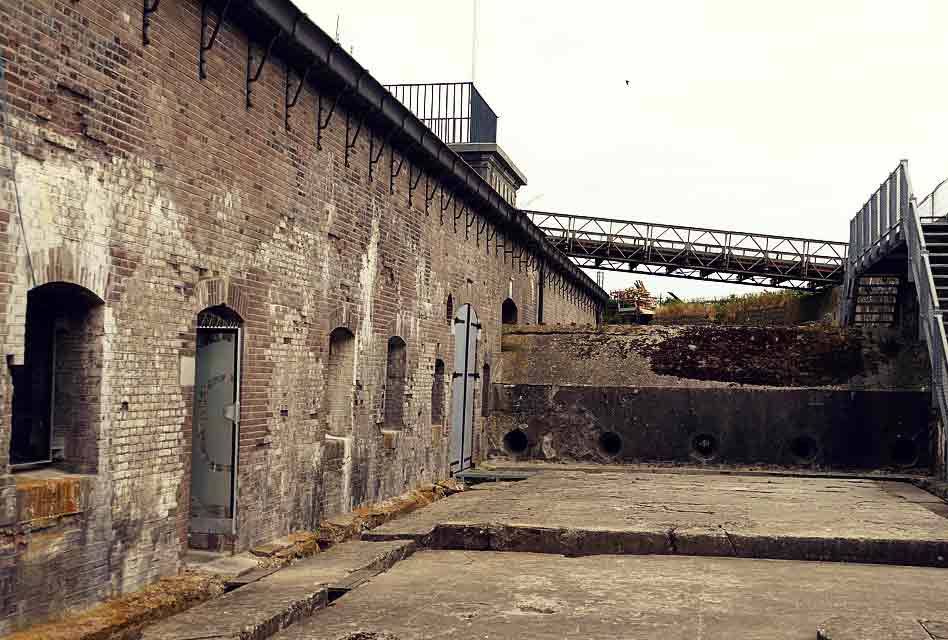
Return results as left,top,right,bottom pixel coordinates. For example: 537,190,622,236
384,336,407,427
501,298,518,325
446,294,454,324
431,359,445,424
327,327,355,435
481,362,492,417
11,282,104,472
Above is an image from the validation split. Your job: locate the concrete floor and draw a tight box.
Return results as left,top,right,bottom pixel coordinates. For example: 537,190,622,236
367,471,948,565
274,551,948,640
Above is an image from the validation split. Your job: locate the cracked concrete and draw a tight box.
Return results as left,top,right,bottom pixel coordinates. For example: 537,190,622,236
366,470,948,565
271,551,948,640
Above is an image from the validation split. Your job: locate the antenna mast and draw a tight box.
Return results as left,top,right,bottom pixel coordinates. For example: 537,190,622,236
471,0,479,83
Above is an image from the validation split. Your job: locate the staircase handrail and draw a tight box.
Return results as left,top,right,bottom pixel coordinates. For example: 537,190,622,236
902,161,948,440
917,177,948,223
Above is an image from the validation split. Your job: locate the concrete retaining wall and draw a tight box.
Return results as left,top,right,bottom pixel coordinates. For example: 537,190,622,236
488,385,932,470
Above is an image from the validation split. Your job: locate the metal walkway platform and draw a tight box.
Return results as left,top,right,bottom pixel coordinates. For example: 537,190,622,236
526,211,847,290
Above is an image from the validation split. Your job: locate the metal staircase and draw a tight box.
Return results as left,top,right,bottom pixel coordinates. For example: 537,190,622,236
845,162,948,474
924,221,948,305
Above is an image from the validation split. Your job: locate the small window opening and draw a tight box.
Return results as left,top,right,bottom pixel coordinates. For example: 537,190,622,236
384,336,407,427
481,363,492,417
327,328,355,435
432,359,445,424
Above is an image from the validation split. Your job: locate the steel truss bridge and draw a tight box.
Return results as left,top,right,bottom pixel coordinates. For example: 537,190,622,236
526,211,848,291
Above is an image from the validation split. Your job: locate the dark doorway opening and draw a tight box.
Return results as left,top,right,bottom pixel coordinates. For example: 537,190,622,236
501,298,518,325
11,282,103,471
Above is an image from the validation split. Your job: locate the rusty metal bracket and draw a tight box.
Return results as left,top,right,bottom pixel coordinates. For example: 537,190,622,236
247,30,281,109
316,88,347,151
368,130,391,181
344,111,364,167
453,201,465,234
439,186,454,225
143,0,160,46
424,176,438,215
407,164,423,206
199,0,231,79
389,150,406,194
465,206,476,241
284,62,314,131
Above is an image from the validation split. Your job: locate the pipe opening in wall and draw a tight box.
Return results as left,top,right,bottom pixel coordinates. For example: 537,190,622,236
598,432,622,456
789,435,818,463
691,433,718,460
890,436,918,467
503,429,528,455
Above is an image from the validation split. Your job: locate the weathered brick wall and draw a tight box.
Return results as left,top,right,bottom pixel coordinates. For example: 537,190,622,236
0,0,600,629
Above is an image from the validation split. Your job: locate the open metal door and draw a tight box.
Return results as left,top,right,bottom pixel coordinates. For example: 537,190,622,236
190,315,241,535
450,304,479,474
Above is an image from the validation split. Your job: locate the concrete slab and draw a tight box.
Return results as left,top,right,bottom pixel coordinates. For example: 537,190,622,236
361,482,514,542
273,551,948,640
142,540,415,640
374,471,948,566
183,550,261,577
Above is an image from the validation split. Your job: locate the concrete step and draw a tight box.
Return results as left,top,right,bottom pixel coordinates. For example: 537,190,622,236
141,539,417,640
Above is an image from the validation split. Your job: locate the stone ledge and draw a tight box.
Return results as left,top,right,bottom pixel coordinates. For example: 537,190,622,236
140,539,416,640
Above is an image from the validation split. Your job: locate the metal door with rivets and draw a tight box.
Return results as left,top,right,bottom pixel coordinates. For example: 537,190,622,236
450,304,480,474
190,320,241,535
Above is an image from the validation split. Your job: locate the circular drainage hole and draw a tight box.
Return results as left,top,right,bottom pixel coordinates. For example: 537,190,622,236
598,431,622,456
890,437,918,467
691,433,718,460
503,429,529,455
789,435,818,462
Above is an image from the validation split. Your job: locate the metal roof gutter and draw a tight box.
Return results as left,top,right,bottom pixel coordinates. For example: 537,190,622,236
245,0,608,305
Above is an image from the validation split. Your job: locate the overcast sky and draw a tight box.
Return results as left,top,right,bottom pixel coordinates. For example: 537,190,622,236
298,1,948,300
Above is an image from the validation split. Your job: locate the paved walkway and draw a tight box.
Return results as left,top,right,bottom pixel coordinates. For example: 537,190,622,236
274,551,948,640
139,469,948,640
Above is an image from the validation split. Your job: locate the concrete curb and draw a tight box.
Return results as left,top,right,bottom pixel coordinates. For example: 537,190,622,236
425,522,948,568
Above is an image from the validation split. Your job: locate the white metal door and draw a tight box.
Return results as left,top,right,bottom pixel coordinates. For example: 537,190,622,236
450,304,479,474
190,328,240,534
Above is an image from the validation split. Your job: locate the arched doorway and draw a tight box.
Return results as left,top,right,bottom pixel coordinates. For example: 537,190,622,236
501,298,518,324
450,303,480,474
10,282,104,471
190,304,243,539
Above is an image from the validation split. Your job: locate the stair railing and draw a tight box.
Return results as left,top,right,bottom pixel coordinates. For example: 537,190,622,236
902,163,948,469
841,163,909,324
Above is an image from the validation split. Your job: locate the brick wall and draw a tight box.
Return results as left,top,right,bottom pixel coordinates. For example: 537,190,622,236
0,0,601,630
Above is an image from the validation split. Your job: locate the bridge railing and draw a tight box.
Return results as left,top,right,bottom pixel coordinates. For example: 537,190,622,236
526,211,847,285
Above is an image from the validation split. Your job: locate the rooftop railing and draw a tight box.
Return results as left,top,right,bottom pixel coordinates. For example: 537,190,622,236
383,82,498,144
